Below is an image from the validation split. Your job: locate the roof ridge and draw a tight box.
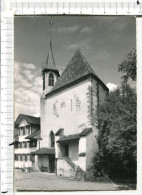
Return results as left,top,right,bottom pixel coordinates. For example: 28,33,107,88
49,50,97,93
20,113,40,119
78,51,96,75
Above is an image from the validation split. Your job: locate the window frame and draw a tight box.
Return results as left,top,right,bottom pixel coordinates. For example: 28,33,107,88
50,131,55,148
49,72,54,86
43,73,45,90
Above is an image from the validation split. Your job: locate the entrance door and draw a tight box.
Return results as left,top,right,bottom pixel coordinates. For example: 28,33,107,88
49,155,55,173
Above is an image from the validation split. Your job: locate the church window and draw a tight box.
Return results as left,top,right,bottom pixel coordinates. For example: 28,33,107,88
49,73,54,86
50,131,55,147
43,73,45,90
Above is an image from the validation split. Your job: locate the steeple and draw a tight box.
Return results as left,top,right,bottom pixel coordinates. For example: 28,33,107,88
45,20,56,70
42,20,60,95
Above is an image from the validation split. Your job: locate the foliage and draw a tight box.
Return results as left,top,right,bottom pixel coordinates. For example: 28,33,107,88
93,86,136,179
118,49,136,84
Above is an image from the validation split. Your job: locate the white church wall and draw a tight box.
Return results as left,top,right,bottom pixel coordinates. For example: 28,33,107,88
79,137,86,171
69,140,79,165
55,136,65,158
99,84,108,104
86,130,98,170
57,158,75,177
40,78,92,148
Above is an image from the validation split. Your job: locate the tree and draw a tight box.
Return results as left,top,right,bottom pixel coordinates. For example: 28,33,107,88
118,49,136,84
94,86,136,179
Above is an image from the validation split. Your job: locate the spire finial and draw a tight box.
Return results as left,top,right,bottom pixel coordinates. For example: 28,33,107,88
45,19,56,68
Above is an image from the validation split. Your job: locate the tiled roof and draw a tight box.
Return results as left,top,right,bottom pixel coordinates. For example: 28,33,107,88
25,130,41,140
55,128,64,136
80,128,92,136
57,133,80,143
57,128,93,143
32,147,55,155
51,50,96,92
15,114,40,127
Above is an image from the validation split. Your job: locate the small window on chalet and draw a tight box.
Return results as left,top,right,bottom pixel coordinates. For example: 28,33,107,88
15,154,18,161
30,141,37,148
23,127,26,135
25,154,27,161
27,142,30,148
27,154,30,161
49,73,54,86
50,131,55,147
23,142,27,148
15,142,18,148
22,154,25,161
27,126,30,134
18,142,22,148
18,155,20,161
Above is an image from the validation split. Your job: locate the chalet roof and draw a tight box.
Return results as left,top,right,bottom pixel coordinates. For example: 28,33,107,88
25,130,41,140
15,114,40,128
32,147,55,155
57,128,93,143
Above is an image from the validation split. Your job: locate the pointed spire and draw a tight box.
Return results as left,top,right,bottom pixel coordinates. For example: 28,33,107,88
45,20,56,70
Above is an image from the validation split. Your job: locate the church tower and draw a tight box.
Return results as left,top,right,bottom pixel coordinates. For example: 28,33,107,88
42,20,60,95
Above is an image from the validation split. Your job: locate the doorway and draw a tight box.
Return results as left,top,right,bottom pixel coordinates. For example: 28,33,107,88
49,155,55,173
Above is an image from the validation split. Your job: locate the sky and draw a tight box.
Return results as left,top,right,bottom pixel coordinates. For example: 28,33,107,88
14,16,136,119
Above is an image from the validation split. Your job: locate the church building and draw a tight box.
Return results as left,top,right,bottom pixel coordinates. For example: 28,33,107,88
32,24,109,178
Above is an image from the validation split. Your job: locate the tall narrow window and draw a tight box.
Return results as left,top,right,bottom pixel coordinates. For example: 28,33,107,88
50,131,55,147
27,126,30,134
65,145,69,157
23,127,25,135
18,128,20,136
43,73,45,90
49,73,54,86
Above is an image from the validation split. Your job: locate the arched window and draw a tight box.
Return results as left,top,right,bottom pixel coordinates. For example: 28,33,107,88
49,73,54,86
50,131,55,147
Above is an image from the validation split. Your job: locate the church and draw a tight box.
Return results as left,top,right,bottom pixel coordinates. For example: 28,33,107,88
31,26,109,178
14,24,109,179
